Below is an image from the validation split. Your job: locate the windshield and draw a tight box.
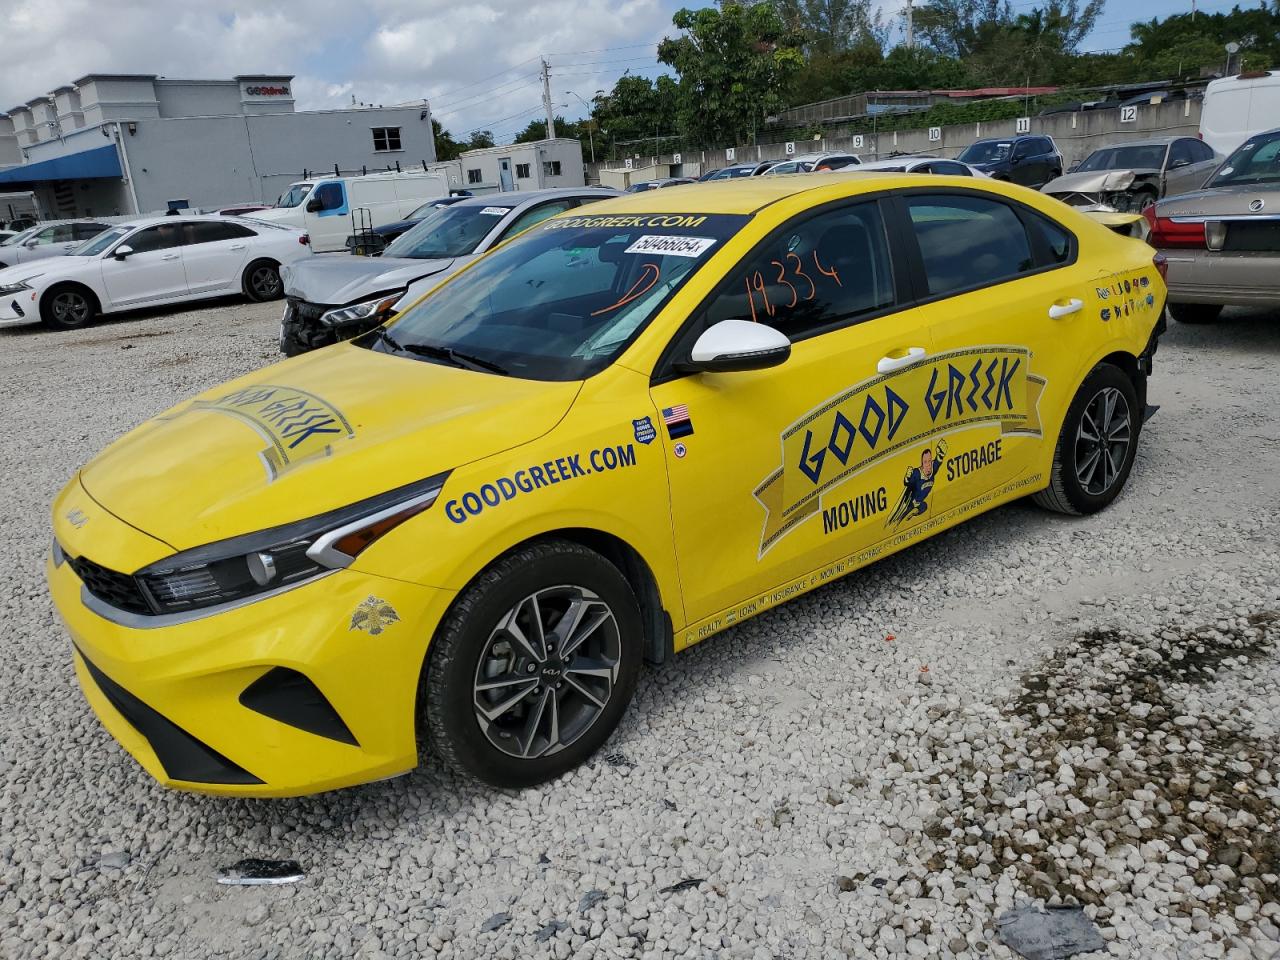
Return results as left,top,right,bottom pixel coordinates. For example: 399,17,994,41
71,225,133,257
958,141,1011,163
276,183,314,208
369,212,749,380
1208,130,1280,188
383,203,513,259
407,200,451,220
1077,144,1168,172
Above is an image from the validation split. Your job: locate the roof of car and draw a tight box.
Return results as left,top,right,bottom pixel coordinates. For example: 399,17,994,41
1088,137,1182,148
450,187,619,208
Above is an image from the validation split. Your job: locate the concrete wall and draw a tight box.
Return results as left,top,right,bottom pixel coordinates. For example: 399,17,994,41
591,98,1205,179
154,81,245,119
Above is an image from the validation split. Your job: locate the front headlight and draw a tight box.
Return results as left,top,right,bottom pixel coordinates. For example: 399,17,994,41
133,472,447,615
318,292,404,328
0,279,34,295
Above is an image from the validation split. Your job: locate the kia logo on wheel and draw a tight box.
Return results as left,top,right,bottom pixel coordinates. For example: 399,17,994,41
1249,198,1265,212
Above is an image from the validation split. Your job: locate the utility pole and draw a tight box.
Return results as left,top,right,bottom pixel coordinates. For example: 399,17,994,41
1191,0,1196,21
541,58,557,139
905,0,914,48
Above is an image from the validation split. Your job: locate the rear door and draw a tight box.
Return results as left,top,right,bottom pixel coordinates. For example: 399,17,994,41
180,221,255,294
100,223,190,307
1164,139,1217,196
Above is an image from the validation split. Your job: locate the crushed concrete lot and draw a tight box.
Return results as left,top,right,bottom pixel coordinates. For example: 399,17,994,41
0,299,1277,960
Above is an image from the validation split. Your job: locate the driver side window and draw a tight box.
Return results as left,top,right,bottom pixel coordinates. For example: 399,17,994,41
126,225,187,254
314,183,345,211
700,201,895,341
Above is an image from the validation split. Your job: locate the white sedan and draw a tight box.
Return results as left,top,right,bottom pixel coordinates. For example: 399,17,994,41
0,220,112,268
824,155,991,177
0,216,311,331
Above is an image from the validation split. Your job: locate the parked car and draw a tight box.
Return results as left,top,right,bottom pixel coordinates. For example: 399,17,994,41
627,178,697,192
248,171,448,252
0,229,17,244
49,174,1166,796
702,163,765,180
0,216,311,331
1200,70,1280,156
1042,137,1220,213
697,168,723,181
837,156,986,177
216,204,271,217
344,196,472,255
763,152,862,174
0,220,110,268
1145,126,1280,324
957,135,1063,188
280,188,621,355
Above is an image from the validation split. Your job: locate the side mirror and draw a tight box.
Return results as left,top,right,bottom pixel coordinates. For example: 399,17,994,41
24,239,39,248
113,244,134,260
305,197,324,213
684,319,791,373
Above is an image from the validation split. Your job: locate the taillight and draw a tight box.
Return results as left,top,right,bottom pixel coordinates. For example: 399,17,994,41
299,234,310,246
1153,252,1168,283
1144,208,1205,248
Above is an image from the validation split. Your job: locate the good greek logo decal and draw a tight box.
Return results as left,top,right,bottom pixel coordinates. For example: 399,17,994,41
752,346,1045,555
180,385,354,481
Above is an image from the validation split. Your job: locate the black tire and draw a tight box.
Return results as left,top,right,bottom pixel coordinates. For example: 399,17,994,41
423,539,643,788
1168,302,1222,325
40,283,97,330
1033,363,1141,516
243,259,283,302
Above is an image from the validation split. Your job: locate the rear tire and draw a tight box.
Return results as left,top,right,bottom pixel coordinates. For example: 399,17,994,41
423,539,643,788
1168,302,1222,325
243,259,283,302
1033,363,1140,516
40,283,97,330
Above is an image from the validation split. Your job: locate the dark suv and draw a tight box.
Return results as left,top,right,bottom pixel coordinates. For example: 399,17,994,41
957,135,1063,188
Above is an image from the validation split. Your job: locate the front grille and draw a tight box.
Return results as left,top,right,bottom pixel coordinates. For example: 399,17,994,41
285,297,326,323
1223,221,1280,252
65,552,152,615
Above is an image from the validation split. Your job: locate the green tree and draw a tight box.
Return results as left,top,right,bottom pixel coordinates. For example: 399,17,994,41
513,116,585,143
913,0,1015,58
590,74,681,159
466,130,496,150
658,3,806,147
432,120,464,161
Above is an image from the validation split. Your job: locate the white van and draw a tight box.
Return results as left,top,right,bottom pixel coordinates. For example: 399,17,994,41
1199,70,1280,156
248,172,447,252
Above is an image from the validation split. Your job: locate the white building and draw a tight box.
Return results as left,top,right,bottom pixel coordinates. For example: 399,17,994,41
429,139,585,194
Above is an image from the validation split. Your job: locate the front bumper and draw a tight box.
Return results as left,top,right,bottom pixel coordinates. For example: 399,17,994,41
49,522,455,797
0,290,39,327
1163,249,1280,307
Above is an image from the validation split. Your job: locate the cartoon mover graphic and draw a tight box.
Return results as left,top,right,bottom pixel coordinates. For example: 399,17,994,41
887,439,949,528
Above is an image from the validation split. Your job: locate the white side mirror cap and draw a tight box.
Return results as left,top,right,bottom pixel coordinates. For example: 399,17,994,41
687,318,791,373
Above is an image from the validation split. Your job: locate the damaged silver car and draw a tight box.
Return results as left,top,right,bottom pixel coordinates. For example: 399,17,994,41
1042,137,1219,213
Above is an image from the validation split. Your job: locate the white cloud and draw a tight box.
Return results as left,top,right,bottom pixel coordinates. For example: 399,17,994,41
0,0,674,142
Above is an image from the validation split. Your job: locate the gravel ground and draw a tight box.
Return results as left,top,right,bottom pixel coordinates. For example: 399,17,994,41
0,298,1277,960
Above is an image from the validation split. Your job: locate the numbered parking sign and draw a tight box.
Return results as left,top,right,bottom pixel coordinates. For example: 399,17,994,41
852,135,864,149
785,141,796,156
672,153,681,164
1120,105,1138,123
928,127,942,143
624,158,633,170
1016,116,1031,134
725,147,736,161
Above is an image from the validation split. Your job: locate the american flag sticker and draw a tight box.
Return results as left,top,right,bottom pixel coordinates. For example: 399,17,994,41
662,404,694,439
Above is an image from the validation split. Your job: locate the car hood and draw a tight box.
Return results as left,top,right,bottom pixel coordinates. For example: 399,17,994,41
1154,182,1280,217
281,256,455,307
0,255,91,284
1043,168,1161,194
78,345,581,550
243,207,296,224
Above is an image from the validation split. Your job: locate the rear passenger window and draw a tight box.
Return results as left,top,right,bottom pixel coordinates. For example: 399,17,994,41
905,194,1035,296
702,201,894,339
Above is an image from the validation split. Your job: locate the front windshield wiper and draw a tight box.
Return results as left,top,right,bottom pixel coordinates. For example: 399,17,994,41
400,340,510,376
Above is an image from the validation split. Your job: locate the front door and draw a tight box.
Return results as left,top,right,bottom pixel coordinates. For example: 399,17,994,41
498,159,514,192
101,223,189,307
650,198,934,633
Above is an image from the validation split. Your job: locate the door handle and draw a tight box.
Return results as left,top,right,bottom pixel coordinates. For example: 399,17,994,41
161,253,180,261
1048,298,1083,319
229,244,246,250
876,346,927,374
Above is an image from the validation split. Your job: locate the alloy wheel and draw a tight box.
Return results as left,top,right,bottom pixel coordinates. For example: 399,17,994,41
472,585,621,759
251,266,281,299
51,291,90,325
1075,386,1131,496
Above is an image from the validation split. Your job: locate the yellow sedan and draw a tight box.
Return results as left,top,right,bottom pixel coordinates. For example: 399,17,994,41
48,174,1167,796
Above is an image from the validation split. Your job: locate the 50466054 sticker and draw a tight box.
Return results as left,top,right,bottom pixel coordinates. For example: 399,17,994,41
623,235,716,258
752,346,1045,556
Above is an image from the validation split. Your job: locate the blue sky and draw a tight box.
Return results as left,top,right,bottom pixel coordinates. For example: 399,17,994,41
0,0,1242,142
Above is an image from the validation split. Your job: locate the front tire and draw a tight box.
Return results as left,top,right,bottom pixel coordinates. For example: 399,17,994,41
1034,363,1140,516
1168,302,1222,325
423,540,643,788
243,259,283,302
40,284,97,330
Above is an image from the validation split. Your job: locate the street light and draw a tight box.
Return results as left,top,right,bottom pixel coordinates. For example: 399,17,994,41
565,90,595,164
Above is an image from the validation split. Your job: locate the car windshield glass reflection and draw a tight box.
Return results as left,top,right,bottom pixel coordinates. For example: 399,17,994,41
958,141,1012,163
1077,145,1168,172
1208,131,1280,187
276,183,313,208
72,226,132,257
383,204,512,259
1,227,36,246
367,213,749,381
